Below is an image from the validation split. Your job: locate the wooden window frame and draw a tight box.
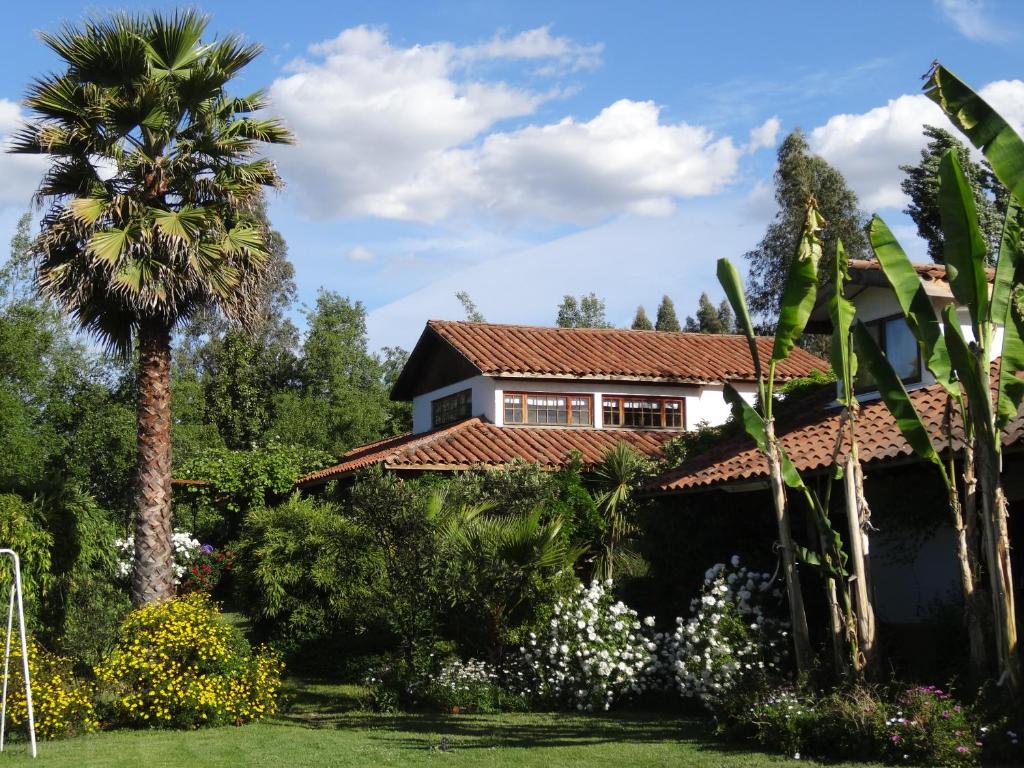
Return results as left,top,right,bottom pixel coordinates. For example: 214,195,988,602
432,388,472,428
854,313,922,394
601,395,686,430
503,392,594,427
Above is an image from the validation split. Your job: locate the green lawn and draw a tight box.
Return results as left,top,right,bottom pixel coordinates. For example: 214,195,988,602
0,680,878,767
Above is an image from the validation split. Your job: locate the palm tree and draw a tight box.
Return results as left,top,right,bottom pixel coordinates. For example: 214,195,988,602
590,441,651,582
11,11,293,605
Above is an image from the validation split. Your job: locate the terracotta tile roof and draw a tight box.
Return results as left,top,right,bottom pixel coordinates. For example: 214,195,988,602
647,376,1024,494
424,320,827,384
847,259,995,286
298,418,674,487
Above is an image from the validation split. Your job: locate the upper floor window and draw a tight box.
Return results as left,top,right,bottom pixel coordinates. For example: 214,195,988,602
503,393,593,426
603,396,684,429
856,315,921,392
432,389,472,428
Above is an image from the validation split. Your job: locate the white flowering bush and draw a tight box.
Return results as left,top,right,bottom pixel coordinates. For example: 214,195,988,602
515,580,654,712
669,556,787,712
114,530,201,585
414,657,524,713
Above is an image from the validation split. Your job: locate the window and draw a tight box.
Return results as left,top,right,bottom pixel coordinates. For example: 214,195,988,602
602,396,684,429
855,315,921,392
503,393,593,426
432,389,472,428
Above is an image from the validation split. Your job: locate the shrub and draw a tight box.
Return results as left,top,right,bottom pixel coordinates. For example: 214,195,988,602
880,685,979,767
1,635,97,740
668,557,787,714
179,545,234,595
114,530,200,587
515,580,653,712
94,593,283,728
414,657,525,714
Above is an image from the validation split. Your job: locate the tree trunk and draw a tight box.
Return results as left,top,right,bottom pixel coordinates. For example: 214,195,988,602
765,418,812,675
844,451,878,678
131,320,175,606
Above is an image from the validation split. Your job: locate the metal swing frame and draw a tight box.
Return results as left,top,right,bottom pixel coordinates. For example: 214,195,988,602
0,550,36,758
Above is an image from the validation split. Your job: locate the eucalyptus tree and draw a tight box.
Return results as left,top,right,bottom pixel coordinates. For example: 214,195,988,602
855,64,1022,690
11,11,293,605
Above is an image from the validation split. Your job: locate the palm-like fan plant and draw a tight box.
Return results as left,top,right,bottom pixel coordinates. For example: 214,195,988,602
590,441,651,582
10,11,293,605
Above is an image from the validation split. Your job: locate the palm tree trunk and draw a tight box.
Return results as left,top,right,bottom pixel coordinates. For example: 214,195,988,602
131,320,175,606
765,419,812,675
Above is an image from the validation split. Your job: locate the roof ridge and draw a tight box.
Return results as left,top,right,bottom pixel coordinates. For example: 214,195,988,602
427,318,757,340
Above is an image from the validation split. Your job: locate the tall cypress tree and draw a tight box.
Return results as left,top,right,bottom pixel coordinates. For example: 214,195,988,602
654,295,681,332
631,305,654,330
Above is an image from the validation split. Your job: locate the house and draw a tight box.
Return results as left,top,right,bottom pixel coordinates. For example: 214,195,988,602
297,320,827,488
646,260,1024,638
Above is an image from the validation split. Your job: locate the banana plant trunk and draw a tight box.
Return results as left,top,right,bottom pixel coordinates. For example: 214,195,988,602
953,440,990,684
844,450,878,677
765,418,812,674
130,320,176,606
975,434,1020,690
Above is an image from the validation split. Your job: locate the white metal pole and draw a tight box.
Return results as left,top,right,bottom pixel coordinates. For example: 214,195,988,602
0,582,13,752
0,550,36,757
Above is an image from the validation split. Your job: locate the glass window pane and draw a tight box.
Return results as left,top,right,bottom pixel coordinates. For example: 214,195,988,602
885,317,920,382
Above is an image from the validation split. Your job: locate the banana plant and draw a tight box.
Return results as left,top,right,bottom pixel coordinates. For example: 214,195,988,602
717,200,828,675
829,240,878,677
852,63,1022,691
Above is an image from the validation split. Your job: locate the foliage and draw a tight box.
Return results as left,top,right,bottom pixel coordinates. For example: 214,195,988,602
514,581,653,712
94,593,283,728
174,442,332,543
455,290,485,322
1,635,98,740
668,557,787,714
115,530,200,586
556,293,611,328
654,295,681,332
588,442,653,581
684,293,735,333
0,494,54,626
744,130,868,326
630,305,653,330
901,125,1007,264
233,494,383,657
748,684,981,767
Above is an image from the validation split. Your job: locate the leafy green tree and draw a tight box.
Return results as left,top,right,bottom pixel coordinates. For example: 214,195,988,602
455,290,485,322
901,124,1007,264
745,130,868,326
556,293,611,328
684,293,735,333
630,305,653,330
12,11,293,604
655,295,681,331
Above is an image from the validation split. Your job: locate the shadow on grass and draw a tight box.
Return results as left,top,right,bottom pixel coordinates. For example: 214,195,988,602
272,682,774,760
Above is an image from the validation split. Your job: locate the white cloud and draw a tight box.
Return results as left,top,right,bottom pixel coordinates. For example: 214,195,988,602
935,0,1015,42
270,27,749,225
809,80,1024,211
347,246,375,262
0,100,48,210
461,26,603,73
747,116,780,153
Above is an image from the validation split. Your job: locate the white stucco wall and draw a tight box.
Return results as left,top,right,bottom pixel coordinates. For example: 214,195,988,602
411,375,495,433
411,376,758,434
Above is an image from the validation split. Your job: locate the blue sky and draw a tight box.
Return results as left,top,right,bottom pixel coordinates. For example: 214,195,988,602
1,0,1022,350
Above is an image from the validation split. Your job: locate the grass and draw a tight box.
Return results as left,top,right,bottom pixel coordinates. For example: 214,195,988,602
0,680,880,767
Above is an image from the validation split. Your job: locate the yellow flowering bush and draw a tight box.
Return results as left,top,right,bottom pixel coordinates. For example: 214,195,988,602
1,635,98,740
94,593,283,729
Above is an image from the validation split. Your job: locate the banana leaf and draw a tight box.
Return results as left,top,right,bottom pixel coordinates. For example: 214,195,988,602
717,258,762,384
997,199,1024,429
925,63,1024,202
852,321,948,483
869,215,955,394
942,304,995,439
938,150,989,328
830,238,857,404
772,202,825,363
